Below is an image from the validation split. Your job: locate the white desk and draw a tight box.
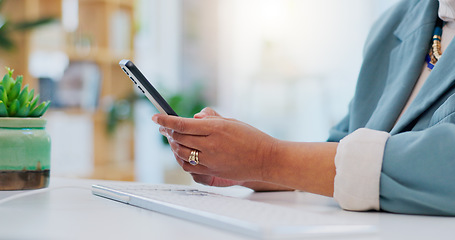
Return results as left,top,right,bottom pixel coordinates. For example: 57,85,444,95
0,177,453,240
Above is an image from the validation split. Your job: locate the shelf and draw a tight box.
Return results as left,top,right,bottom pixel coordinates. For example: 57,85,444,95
65,46,134,65
46,108,91,116
79,0,134,8
1,0,136,181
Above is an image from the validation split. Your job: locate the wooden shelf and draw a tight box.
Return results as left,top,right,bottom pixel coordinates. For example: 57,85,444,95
79,0,134,8
1,0,136,181
65,47,134,65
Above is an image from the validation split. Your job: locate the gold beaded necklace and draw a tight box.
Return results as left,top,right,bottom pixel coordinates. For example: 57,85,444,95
426,18,444,70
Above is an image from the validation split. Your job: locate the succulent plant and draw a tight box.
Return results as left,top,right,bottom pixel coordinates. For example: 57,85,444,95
0,67,50,117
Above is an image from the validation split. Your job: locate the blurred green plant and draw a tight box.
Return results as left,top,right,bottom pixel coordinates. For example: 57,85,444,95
167,88,206,119
0,67,50,117
161,87,206,144
0,0,56,51
106,94,136,134
107,85,207,145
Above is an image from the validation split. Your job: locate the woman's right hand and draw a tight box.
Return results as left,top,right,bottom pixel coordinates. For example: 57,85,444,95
178,107,293,191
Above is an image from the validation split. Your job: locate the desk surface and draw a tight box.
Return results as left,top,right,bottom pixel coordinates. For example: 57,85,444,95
0,177,453,240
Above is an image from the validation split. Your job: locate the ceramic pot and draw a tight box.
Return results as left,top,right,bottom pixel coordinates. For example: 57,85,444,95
0,118,51,190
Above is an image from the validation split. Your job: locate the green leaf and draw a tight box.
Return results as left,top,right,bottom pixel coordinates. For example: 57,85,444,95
15,75,23,85
27,88,34,102
7,99,19,116
29,101,47,117
0,100,8,117
6,67,13,78
1,72,12,92
30,94,40,110
0,23,15,51
0,85,7,103
13,17,56,31
39,101,50,116
16,102,30,117
7,78,22,101
17,84,29,107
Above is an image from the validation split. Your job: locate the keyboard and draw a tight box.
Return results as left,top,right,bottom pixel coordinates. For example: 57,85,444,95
92,183,375,239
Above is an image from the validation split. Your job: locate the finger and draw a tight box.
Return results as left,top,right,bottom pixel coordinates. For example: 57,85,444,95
190,174,243,187
173,153,185,168
181,160,209,175
194,107,221,119
190,173,213,185
172,148,205,173
152,114,213,135
210,177,243,187
168,138,206,166
159,126,170,138
165,128,209,151
169,143,213,176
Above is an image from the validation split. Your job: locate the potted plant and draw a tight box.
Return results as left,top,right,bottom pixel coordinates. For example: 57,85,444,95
0,67,51,190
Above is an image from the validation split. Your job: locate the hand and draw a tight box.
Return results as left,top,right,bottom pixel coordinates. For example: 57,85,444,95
191,108,243,187
155,107,337,196
153,107,278,182
173,108,292,191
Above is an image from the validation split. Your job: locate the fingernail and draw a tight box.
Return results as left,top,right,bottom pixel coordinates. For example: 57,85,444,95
152,115,158,123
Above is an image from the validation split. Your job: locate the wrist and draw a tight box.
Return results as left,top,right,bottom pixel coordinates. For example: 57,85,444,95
259,137,281,182
260,141,337,196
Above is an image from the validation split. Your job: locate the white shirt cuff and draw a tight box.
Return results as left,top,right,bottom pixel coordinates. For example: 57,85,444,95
333,128,391,211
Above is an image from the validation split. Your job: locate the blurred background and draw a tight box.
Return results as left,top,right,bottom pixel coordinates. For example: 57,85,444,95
0,0,399,184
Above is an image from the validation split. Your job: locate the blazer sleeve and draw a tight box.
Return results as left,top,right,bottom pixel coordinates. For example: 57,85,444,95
380,122,455,216
327,114,350,142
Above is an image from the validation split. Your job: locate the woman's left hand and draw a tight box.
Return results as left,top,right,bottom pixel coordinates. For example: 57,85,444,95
152,113,278,182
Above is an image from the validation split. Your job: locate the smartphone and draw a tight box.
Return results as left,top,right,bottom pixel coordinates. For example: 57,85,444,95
119,59,178,116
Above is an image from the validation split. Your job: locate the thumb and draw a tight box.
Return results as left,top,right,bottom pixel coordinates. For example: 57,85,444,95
194,107,221,119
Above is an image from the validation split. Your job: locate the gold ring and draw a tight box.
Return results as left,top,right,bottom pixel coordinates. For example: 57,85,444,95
188,150,199,166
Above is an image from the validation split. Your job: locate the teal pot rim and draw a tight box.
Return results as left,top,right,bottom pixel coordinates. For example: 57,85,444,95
0,117,47,128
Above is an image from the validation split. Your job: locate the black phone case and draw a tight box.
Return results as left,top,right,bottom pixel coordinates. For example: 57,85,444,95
120,59,178,116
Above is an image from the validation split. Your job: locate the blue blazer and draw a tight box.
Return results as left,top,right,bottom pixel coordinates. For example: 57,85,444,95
328,0,455,215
